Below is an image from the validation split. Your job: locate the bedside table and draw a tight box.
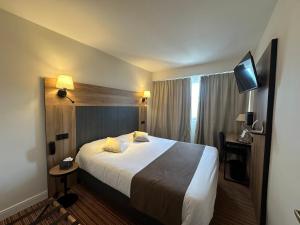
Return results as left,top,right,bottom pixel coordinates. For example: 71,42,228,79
49,162,79,208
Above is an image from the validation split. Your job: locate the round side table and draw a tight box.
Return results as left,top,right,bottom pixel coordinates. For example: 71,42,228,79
49,162,79,208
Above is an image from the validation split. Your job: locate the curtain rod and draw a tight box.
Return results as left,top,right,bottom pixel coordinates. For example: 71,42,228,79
153,70,234,81
199,70,234,77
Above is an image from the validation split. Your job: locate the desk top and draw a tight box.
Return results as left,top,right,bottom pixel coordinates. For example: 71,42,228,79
226,133,252,146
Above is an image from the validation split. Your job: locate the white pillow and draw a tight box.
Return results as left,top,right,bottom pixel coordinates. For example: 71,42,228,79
103,137,129,153
133,131,149,142
116,132,134,143
119,141,129,152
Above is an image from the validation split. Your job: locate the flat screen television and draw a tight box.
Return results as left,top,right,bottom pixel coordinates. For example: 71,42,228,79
234,51,259,93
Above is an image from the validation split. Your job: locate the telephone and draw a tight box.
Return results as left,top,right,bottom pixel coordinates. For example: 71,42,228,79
238,128,252,144
240,130,247,138
237,120,264,144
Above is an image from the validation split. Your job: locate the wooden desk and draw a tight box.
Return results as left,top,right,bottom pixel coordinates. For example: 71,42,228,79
226,133,252,146
224,133,251,186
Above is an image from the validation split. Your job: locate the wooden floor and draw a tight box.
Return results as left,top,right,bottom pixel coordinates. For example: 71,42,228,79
210,166,257,225
1,165,257,225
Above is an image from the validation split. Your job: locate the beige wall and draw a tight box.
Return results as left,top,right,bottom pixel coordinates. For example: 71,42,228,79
254,0,300,224
0,9,151,218
152,57,239,81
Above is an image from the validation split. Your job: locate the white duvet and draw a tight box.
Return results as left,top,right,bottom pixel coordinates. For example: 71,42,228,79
75,134,219,225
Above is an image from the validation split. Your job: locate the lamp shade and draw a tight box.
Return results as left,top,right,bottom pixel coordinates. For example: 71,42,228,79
143,91,151,98
236,113,246,122
56,75,74,90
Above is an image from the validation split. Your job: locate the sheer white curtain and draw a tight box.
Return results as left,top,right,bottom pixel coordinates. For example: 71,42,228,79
190,76,200,143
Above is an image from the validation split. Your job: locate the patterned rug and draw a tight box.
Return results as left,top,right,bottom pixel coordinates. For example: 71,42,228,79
0,199,77,225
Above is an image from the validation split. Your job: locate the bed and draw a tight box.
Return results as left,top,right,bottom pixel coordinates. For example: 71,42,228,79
75,133,219,225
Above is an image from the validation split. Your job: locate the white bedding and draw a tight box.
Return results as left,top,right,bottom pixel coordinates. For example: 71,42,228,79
75,134,219,225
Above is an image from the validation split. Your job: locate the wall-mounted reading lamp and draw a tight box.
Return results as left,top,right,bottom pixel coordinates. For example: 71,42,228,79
56,75,75,103
142,90,151,103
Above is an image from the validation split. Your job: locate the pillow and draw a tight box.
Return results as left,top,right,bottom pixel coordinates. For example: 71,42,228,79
117,132,134,143
133,131,149,142
119,141,129,152
80,139,106,154
103,137,129,153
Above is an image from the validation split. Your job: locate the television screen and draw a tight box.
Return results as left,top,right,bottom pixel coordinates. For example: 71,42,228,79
234,52,259,93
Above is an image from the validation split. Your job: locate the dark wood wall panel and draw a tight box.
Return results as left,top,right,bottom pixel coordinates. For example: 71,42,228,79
250,39,278,225
250,134,265,220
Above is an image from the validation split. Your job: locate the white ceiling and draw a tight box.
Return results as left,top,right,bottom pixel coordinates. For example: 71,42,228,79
0,0,277,72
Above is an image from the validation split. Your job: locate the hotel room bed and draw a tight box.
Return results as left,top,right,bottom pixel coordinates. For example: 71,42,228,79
75,133,219,225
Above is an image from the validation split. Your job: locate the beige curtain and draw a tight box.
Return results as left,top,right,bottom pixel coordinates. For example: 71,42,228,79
195,72,248,147
150,78,191,142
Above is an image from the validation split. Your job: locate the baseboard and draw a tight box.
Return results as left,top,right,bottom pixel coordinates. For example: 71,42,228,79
0,190,48,221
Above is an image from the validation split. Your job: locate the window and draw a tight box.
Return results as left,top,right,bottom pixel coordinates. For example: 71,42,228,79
191,76,200,142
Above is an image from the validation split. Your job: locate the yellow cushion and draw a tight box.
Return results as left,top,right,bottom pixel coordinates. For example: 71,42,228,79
133,131,149,142
103,137,121,153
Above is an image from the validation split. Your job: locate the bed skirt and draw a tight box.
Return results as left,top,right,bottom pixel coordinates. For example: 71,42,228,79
77,168,162,225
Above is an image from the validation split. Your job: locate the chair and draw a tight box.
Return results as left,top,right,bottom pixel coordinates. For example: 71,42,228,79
219,132,248,184
219,132,225,162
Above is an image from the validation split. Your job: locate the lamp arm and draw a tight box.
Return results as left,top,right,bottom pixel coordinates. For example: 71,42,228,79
66,95,75,104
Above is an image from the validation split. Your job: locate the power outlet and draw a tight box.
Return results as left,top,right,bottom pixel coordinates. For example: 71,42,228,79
56,133,69,141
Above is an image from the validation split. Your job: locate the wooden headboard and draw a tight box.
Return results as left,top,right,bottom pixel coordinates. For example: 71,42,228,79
44,78,147,196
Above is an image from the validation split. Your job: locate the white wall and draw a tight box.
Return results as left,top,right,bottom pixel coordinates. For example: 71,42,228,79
0,9,151,219
152,57,239,81
254,0,300,224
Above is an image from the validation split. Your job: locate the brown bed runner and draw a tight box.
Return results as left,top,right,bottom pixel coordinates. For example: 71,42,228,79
130,142,205,225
